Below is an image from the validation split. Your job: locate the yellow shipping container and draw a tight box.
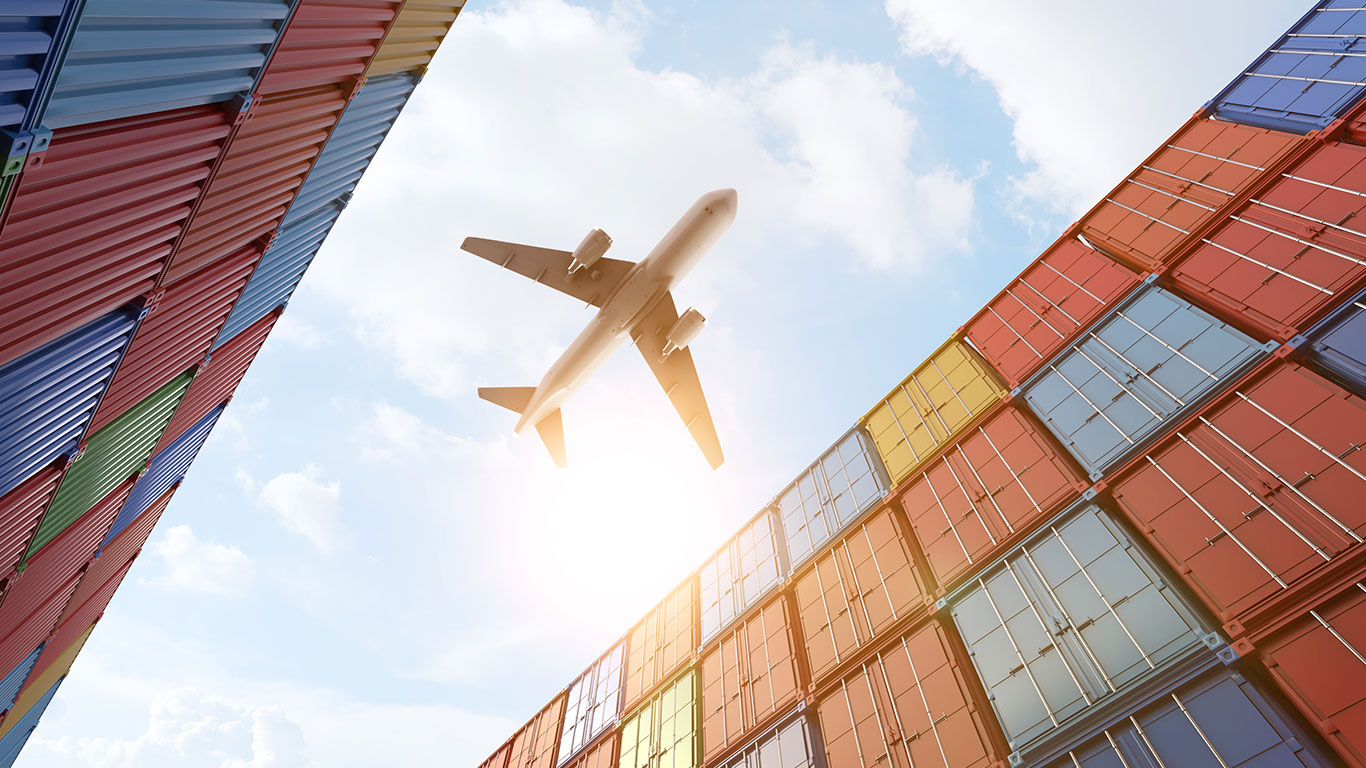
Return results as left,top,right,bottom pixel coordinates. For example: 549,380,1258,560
367,1,466,78
0,624,95,740
861,338,1006,487
619,667,697,768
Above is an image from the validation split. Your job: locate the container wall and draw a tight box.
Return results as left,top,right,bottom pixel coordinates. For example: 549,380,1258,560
963,237,1144,389
0,644,42,713
715,710,822,768
624,577,695,712
1078,118,1303,273
0,562,78,679
1109,360,1366,633
253,0,402,96
0,106,234,368
565,732,615,768
0,308,139,499
618,667,697,768
777,428,888,570
0,676,58,763
506,693,565,768
558,643,625,764
1209,2,1366,133
480,742,511,768
39,0,295,129
0,3,77,130
103,406,222,548
793,506,930,685
899,404,1088,595
862,339,1007,488
42,558,133,669
814,617,1005,768
1021,283,1270,479
1308,287,1366,393
159,310,278,453
948,502,1220,756
364,0,463,78
28,370,191,555
0,467,62,581
97,485,174,564
700,509,784,643
3,622,91,739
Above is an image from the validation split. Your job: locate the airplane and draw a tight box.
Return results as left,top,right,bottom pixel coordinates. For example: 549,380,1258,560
461,188,737,469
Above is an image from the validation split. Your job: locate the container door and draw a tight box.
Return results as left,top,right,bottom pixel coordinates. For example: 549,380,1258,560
815,663,904,768
780,430,887,568
1310,291,1366,393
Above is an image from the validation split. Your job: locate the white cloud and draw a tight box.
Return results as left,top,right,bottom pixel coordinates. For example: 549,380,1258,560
267,315,325,350
257,468,348,554
884,0,1310,216
141,526,254,597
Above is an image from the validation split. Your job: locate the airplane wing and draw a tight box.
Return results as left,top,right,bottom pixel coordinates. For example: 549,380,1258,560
631,293,724,469
460,237,635,308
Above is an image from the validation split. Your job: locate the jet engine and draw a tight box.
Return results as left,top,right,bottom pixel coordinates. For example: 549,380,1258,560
569,228,612,275
662,308,706,358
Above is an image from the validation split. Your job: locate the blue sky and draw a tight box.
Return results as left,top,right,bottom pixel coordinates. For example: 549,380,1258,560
21,1,1312,765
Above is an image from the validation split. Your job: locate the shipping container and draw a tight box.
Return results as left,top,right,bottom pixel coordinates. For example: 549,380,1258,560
565,732,616,768
700,509,785,644
0,308,139,499
624,577,696,712
0,645,41,713
1208,1,1366,133
1077,118,1303,274
162,310,277,451
776,428,888,571
1034,669,1337,768
364,0,463,78
963,236,1144,389
0,106,234,368
0,621,92,738
1020,282,1272,480
97,485,175,563
1107,360,1366,635
899,404,1089,597
36,0,294,130
619,667,698,768
102,406,222,548
792,506,931,685
714,709,824,768
862,339,1007,488
481,742,511,768
0,559,78,682
700,592,802,764
0,467,62,582
0,676,58,765
813,616,1007,768
40,558,133,668
1307,286,1366,393
0,2,78,131
945,501,1227,763
26,370,191,555
558,643,625,764
253,0,402,97
163,83,351,286
506,693,566,768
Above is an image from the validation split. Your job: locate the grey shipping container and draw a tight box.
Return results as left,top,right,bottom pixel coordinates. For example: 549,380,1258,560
700,508,786,643
0,643,40,712
1021,280,1271,480
776,427,888,571
1307,286,1366,395
558,642,625,765
0,1,77,132
718,708,825,768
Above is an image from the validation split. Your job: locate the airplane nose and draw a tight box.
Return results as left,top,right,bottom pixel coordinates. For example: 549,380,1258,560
703,188,738,217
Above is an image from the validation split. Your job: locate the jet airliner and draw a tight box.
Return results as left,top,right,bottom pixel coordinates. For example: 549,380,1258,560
461,188,737,469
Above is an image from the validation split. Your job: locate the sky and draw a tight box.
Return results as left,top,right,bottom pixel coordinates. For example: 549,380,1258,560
20,1,1313,765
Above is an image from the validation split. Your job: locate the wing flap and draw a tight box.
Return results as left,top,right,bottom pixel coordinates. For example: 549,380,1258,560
461,237,635,307
632,294,724,469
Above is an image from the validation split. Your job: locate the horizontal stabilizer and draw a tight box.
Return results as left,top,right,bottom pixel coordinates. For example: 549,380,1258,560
534,408,567,468
478,386,536,414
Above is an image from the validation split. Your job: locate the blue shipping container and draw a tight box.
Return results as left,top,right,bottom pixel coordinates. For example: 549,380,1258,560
1307,286,1366,394
0,644,41,712
0,1,77,132
99,404,224,549
1209,1,1366,133
1021,280,1272,480
0,676,60,768
0,308,139,500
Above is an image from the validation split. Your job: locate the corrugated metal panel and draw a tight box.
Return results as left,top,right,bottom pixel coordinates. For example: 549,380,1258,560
97,484,173,562
28,370,191,555
0,2,77,131
557,643,624,765
86,246,256,433
624,577,695,712
963,237,1144,390
0,644,41,712
947,502,1223,761
564,732,615,768
1108,360,1366,636
37,0,294,130
715,710,822,768
862,339,1007,488
0,308,138,499
1209,2,1366,133
1078,118,1304,273
0,564,78,681
793,506,929,686
1309,287,1366,392
3,621,91,739
163,83,350,286
1021,282,1271,480
0,106,234,368
777,427,888,570
506,693,566,768
364,0,462,78
0,676,58,765
899,405,1088,596
253,0,402,96
618,667,697,768
0,467,61,581
700,509,785,644
102,406,221,548
42,558,132,664
162,310,276,451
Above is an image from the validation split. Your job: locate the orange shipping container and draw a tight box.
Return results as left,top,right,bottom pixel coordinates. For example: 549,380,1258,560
565,732,617,768
624,577,696,712
505,693,566,768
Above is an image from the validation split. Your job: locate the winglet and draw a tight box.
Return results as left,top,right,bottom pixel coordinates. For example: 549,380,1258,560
477,386,536,414
534,409,567,468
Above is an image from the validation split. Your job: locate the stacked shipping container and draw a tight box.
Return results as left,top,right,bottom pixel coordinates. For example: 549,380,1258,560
476,3,1366,767
0,0,465,763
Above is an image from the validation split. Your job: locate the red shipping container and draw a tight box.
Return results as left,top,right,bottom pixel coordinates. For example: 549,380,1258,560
163,84,351,286
963,237,1143,389
0,567,80,681
155,310,279,453
565,732,617,768
505,694,566,768
255,0,403,96
898,404,1088,596
0,108,234,367
793,505,931,685
31,559,134,686
623,577,695,712
86,246,259,433
0,466,63,582
814,617,1007,768
1078,117,1304,273
1108,359,1366,636
1168,140,1366,340
701,592,802,764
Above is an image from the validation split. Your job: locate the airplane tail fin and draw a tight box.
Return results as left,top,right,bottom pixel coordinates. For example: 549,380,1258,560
477,387,567,467
477,386,536,414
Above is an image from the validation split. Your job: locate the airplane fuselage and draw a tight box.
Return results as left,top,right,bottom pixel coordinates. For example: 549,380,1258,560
513,189,738,435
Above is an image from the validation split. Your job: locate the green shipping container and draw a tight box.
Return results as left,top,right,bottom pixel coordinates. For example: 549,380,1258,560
619,667,698,768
